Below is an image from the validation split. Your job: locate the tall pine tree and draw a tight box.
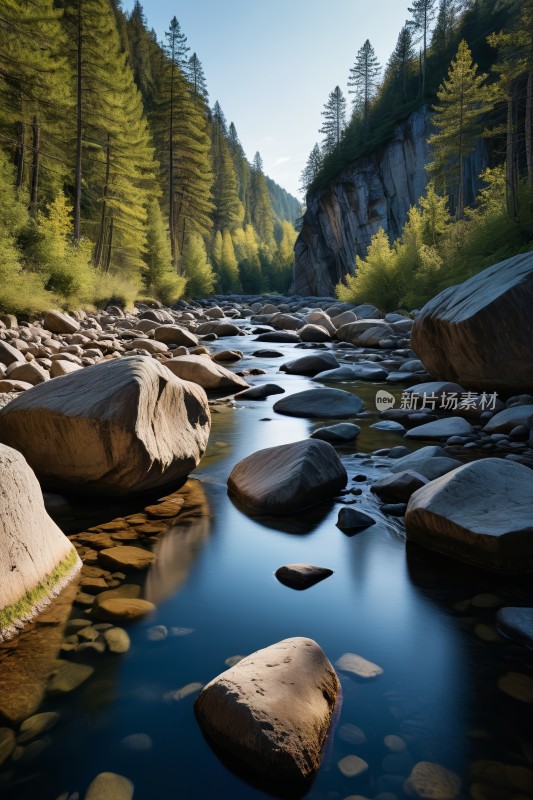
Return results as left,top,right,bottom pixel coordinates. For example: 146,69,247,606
348,40,381,123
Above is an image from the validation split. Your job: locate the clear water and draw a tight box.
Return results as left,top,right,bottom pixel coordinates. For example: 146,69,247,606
2,336,533,800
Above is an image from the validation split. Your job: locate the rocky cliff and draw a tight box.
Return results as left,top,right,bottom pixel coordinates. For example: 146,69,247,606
291,106,486,297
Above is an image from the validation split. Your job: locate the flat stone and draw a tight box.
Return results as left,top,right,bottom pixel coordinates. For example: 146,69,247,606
338,754,369,777
404,417,474,440
93,598,155,622
98,546,156,572
384,734,407,752
85,772,134,800
165,682,204,702
275,564,334,590
337,723,366,745
235,383,285,399
273,388,364,419
280,352,340,376
336,507,376,534
404,761,462,799
0,727,16,766
498,672,533,703
405,458,533,572
228,439,347,513
194,637,340,786
43,311,80,334
335,652,383,679
371,471,429,502
254,331,301,343
391,455,462,481
311,423,361,442
371,420,405,431
47,661,94,695
496,607,533,649
144,498,184,518
104,627,131,654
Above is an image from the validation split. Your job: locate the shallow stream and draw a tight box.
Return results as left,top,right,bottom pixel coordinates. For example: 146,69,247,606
1,333,532,800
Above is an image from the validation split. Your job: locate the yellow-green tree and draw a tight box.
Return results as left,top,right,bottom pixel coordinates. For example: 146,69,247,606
427,40,493,219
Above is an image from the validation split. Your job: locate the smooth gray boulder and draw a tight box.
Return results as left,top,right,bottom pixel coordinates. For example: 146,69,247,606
0,356,210,495
312,366,357,382
336,320,394,346
483,405,533,433
404,417,474,440
391,455,462,480
411,250,533,393
311,423,360,442
153,325,199,347
273,388,364,419
280,352,339,376
336,507,376,533
164,354,249,393
235,383,285,399
405,458,533,571
0,444,81,641
496,607,533,649
371,470,429,502
228,439,347,513
194,637,340,786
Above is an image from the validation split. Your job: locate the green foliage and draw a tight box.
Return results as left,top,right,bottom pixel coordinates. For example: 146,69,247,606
144,198,186,304
181,232,216,298
348,40,381,123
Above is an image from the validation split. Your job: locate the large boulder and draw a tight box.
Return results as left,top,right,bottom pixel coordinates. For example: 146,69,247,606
164,354,249,393
411,251,533,393
0,444,81,641
194,637,340,787
405,458,533,572
0,356,210,495
228,439,347,513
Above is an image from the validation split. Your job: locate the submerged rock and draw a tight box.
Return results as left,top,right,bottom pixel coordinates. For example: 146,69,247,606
405,458,533,572
496,607,533,650
228,439,347,513
85,772,134,800
194,637,340,786
0,356,211,495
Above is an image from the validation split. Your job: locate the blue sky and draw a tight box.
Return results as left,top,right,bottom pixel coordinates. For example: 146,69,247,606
122,1,415,199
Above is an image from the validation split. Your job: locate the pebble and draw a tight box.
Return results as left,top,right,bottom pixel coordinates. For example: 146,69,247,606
104,627,131,654
164,682,204,702
384,735,407,752
18,712,59,743
0,727,16,766
337,723,366,745
338,754,369,778
120,733,153,751
498,672,533,703
85,772,134,800
47,661,95,695
336,652,384,679
224,655,245,667
146,625,168,642
404,761,461,799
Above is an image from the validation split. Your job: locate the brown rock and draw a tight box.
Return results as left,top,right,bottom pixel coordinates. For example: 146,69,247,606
43,310,80,334
98,546,156,572
228,439,347,513
0,355,211,495
164,354,248,392
93,598,155,622
194,637,340,786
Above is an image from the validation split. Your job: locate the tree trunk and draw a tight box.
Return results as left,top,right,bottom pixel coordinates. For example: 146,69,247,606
104,214,114,273
169,56,176,266
16,121,25,189
506,90,517,218
526,70,532,188
94,133,111,268
30,116,39,213
74,0,83,241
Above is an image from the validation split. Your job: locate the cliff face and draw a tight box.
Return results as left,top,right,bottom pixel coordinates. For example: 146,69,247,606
291,106,486,296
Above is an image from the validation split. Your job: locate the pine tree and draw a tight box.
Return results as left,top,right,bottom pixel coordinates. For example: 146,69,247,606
0,0,72,210
300,143,323,193
348,40,381,123
431,0,460,55
144,197,186,303
211,102,243,232
407,0,437,95
126,1,160,109
319,86,347,154
227,122,252,221
384,26,416,102
427,40,493,218
187,53,209,104
153,17,213,266
249,151,275,248
181,232,215,297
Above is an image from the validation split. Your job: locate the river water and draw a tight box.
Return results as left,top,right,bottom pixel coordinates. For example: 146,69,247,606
2,332,533,800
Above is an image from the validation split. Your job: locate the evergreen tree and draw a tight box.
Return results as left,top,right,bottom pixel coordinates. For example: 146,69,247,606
300,144,323,193
187,53,209,104
427,40,493,218
144,197,186,303
154,17,213,266
0,0,72,210
431,0,460,55
249,151,275,248
348,40,381,123
126,1,159,109
319,86,347,154
211,102,243,232
227,121,252,221
181,232,216,297
407,0,437,95
384,26,416,102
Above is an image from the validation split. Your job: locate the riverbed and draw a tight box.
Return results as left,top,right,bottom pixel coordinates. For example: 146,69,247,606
1,329,532,800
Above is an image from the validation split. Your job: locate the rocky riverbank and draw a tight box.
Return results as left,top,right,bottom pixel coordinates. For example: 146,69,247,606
0,255,533,800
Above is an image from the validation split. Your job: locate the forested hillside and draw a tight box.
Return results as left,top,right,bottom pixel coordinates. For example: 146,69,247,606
297,0,533,309
0,0,301,314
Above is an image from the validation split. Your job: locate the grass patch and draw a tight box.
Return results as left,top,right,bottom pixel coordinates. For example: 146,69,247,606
0,548,79,632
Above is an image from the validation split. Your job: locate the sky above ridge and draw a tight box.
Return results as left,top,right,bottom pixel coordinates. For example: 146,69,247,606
122,0,415,199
